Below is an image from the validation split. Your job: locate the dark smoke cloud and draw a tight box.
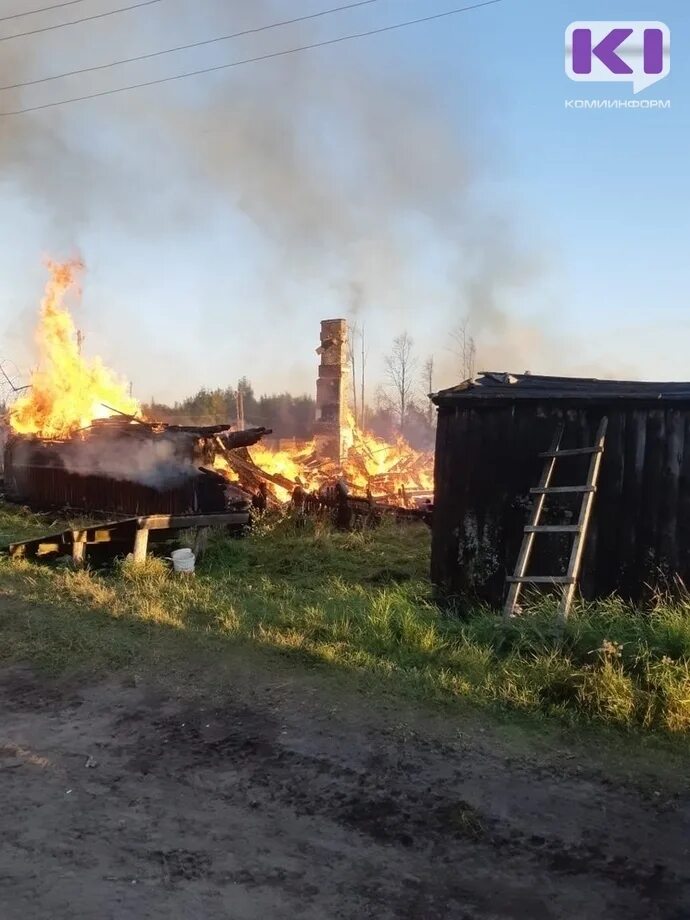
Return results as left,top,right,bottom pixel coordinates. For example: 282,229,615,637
1,4,475,274
0,0,602,387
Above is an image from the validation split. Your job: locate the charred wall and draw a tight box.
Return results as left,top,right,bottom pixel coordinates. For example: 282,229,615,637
3,422,230,516
431,400,690,605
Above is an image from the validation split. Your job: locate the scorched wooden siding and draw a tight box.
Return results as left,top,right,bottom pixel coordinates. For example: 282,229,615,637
431,376,690,605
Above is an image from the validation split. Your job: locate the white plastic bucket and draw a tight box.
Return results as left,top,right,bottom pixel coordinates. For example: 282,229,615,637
171,547,195,574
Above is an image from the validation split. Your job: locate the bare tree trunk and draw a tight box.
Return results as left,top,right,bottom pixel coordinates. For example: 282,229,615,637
452,318,477,381
385,332,416,438
398,358,406,436
360,325,366,430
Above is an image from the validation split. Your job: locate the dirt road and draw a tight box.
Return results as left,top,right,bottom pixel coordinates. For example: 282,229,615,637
1,658,689,919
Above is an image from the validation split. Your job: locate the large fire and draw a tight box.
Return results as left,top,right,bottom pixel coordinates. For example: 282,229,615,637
215,416,433,506
9,261,140,439
9,261,433,507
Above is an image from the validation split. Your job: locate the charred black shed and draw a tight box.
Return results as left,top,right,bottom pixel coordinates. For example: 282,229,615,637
431,372,690,605
3,418,269,516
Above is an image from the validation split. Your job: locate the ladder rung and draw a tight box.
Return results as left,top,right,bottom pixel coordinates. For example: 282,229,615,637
539,446,603,458
530,486,595,495
524,525,581,533
506,576,576,584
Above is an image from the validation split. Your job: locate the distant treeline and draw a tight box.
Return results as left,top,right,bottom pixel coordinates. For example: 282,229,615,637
144,377,435,450
144,378,315,439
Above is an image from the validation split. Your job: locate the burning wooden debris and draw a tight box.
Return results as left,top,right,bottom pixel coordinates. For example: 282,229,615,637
3,418,271,517
211,431,433,519
2,262,433,523
209,317,433,513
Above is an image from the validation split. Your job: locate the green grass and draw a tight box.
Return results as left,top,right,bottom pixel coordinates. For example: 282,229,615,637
1,502,690,735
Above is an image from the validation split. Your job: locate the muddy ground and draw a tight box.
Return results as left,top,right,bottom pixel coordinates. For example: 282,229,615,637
1,655,689,920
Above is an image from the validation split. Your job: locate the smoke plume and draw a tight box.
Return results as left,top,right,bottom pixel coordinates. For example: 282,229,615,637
0,0,596,392
10,430,201,490
60,435,198,489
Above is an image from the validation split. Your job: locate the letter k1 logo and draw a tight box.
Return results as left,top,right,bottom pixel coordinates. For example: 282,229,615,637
565,22,670,94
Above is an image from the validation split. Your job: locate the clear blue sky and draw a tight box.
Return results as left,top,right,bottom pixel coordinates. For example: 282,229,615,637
0,0,687,406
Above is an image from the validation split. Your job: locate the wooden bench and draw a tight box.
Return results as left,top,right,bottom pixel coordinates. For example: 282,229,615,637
7,513,250,567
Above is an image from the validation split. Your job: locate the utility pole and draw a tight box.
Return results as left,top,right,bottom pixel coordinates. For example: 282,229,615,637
348,321,358,426
424,356,435,425
76,329,84,355
235,381,245,430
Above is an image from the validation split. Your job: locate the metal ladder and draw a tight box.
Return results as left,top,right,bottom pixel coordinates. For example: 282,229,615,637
503,417,608,622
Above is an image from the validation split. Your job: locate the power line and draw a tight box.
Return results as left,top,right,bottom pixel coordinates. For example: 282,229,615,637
1,0,504,116
1,0,380,90
0,0,85,23
0,0,162,42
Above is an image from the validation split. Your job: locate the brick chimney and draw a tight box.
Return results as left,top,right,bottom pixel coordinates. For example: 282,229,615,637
314,319,348,463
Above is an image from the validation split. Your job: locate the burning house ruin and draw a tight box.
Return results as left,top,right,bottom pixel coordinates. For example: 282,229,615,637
2,261,433,521
210,316,434,511
431,372,690,605
4,419,269,516
1,261,266,517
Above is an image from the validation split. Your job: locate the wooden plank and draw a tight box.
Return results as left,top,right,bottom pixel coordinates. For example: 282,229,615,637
558,417,608,622
638,410,665,592
9,539,59,558
430,407,464,594
215,442,296,496
456,407,482,597
524,525,580,533
71,539,86,568
5,512,249,569
660,408,683,573
677,413,690,592
479,404,513,601
625,409,648,596
530,485,595,495
67,525,136,545
132,527,149,564
503,423,563,618
539,446,603,458
10,534,57,553
507,576,576,584
581,411,620,598
135,513,249,530
91,529,121,543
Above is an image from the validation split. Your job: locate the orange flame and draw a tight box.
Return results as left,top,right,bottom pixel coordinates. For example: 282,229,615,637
340,416,434,499
214,412,434,506
9,260,140,439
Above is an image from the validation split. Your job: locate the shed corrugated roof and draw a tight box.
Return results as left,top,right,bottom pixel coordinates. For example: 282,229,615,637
431,372,690,405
